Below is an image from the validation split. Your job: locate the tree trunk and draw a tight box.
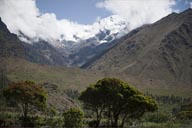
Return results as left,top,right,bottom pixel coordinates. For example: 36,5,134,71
120,117,126,128
95,109,102,127
96,110,100,127
120,113,128,127
22,103,28,120
112,115,119,127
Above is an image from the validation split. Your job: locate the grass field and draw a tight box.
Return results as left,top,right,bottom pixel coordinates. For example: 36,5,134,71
2,57,192,98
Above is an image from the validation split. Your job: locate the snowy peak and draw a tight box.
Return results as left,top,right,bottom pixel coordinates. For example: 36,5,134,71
93,15,128,34
1,14,130,67
57,15,129,54
17,15,129,49
91,15,129,43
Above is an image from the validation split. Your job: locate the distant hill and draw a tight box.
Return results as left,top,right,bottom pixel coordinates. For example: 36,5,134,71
3,57,103,91
3,57,192,97
87,9,192,87
1,57,105,111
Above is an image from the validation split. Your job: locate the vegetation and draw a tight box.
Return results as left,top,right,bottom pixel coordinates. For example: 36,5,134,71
64,89,80,100
79,78,158,127
175,104,192,120
144,112,170,123
3,81,47,126
3,58,192,98
0,78,191,127
63,108,84,128
146,93,192,105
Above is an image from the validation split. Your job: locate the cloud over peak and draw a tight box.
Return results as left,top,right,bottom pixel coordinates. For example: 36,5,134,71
0,0,129,45
0,0,90,43
96,0,176,29
0,0,177,46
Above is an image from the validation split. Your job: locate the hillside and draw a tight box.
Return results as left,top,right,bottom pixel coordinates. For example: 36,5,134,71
1,57,190,97
0,18,25,58
1,57,104,111
87,9,192,88
3,58,103,91
0,9,192,98
0,17,71,66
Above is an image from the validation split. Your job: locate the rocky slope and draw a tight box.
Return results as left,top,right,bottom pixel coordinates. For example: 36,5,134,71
88,9,192,87
0,18,25,58
19,15,129,66
0,15,129,66
0,18,70,66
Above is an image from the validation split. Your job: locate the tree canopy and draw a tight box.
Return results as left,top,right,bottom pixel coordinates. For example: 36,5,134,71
79,78,158,127
3,81,47,121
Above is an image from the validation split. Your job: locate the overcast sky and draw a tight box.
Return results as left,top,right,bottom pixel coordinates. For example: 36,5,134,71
0,0,191,43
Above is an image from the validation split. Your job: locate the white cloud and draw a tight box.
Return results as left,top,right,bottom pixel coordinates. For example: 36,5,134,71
96,0,176,30
0,0,128,47
190,2,192,8
0,0,92,44
0,0,177,47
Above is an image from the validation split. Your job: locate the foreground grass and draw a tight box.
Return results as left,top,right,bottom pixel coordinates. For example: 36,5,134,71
0,112,191,128
133,122,192,128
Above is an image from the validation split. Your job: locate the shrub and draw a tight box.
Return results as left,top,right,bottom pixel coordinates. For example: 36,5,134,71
176,111,192,120
45,116,63,127
63,108,84,128
0,113,17,127
144,112,170,123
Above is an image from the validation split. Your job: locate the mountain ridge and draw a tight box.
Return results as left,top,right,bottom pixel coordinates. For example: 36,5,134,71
1,9,192,88
87,8,192,87
0,17,26,58
14,15,129,66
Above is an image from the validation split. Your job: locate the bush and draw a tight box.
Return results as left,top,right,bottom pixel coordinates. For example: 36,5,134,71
19,116,36,127
63,108,84,128
144,112,170,123
0,113,17,127
19,115,46,127
45,116,63,127
0,119,15,127
87,120,100,127
176,111,192,120
47,107,57,117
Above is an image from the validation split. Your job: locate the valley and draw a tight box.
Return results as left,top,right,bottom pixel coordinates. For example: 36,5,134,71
0,2,192,127
0,8,192,98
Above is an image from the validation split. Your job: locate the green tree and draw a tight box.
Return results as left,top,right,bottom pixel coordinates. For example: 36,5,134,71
3,81,47,121
63,108,84,128
78,85,105,127
79,78,158,127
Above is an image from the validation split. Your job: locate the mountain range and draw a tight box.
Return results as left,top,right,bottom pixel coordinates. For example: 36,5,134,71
18,15,129,66
0,9,192,88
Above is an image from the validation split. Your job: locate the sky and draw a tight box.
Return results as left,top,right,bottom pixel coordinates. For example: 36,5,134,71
36,0,192,24
0,0,191,44
36,0,112,24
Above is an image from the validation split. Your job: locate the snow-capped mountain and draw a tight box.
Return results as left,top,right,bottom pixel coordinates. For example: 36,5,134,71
20,15,129,49
17,15,130,66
